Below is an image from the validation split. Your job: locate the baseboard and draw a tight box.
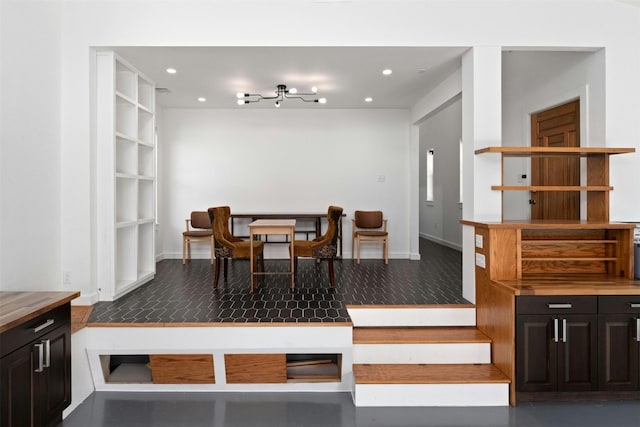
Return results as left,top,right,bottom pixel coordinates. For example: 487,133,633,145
419,233,462,252
71,292,99,306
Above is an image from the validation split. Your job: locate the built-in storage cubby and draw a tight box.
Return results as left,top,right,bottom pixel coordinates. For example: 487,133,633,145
224,353,342,384
96,51,156,301
100,354,215,384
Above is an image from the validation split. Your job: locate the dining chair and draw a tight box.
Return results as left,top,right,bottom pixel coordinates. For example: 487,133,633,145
291,205,344,287
352,210,388,264
182,211,214,265
208,206,264,288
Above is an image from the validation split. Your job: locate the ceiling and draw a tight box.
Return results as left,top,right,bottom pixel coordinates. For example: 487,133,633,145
111,46,468,109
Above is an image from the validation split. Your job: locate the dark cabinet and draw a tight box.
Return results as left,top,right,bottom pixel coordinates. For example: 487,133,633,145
0,303,71,427
598,296,640,391
516,296,598,393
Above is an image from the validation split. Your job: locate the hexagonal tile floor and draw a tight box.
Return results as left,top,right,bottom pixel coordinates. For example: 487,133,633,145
88,239,465,324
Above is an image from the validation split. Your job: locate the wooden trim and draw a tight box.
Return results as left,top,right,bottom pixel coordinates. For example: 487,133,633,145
475,146,634,156
346,304,475,309
491,185,613,191
353,363,510,384
353,326,491,344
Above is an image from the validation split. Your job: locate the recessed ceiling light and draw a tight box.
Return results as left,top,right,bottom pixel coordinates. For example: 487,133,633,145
382,69,393,76
166,68,177,74
365,97,373,102
197,97,206,102
418,68,426,74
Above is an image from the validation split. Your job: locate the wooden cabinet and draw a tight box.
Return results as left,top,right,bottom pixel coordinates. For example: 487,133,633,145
96,51,156,301
516,296,598,393
598,295,640,391
0,303,72,427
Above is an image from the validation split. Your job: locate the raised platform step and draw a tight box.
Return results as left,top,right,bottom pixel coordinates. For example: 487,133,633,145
352,327,492,364
346,304,476,327
352,363,510,407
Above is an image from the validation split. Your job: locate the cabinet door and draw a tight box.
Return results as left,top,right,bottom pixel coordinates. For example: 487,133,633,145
516,315,557,392
0,344,34,427
34,325,71,427
557,314,598,392
598,314,639,391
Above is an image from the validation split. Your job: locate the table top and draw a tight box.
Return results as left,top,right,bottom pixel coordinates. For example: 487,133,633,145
249,219,296,228
0,291,80,333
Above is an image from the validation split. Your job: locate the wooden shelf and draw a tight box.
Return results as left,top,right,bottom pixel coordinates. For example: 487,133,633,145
491,185,613,191
475,146,635,156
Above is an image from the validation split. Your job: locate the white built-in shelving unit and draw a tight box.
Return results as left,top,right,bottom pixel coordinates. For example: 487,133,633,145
96,51,156,301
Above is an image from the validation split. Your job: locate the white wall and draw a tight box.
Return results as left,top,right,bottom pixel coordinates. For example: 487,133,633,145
0,0,63,291
419,97,462,250
501,50,606,220
161,108,411,259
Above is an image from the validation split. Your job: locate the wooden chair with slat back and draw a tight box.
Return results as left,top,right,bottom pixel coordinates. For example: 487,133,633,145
352,210,388,264
208,206,264,289
182,211,214,265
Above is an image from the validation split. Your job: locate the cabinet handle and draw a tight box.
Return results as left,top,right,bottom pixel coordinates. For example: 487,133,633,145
562,318,567,343
34,343,44,373
553,318,559,343
33,318,55,333
548,303,572,309
630,303,640,309
635,318,640,342
42,339,51,368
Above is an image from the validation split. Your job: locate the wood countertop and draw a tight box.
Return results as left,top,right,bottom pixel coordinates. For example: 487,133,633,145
460,219,637,230
493,276,640,296
0,291,80,333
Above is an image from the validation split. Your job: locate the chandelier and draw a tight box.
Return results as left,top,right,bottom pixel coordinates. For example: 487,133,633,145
236,84,327,107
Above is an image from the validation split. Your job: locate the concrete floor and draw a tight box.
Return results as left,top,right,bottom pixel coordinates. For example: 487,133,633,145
60,391,640,427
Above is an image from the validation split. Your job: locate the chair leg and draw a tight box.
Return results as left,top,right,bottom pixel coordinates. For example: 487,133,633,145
252,256,259,290
356,236,361,264
351,236,355,261
210,238,215,264
223,258,228,280
213,258,221,287
328,258,335,288
384,237,389,264
182,237,187,265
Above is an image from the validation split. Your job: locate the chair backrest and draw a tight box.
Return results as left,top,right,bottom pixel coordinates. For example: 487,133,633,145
314,205,343,247
354,210,383,229
190,211,212,229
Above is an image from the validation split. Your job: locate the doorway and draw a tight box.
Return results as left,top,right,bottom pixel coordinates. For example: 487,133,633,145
530,99,580,220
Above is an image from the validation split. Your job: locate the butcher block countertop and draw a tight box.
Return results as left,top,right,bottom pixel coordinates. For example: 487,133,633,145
0,291,80,333
493,276,640,296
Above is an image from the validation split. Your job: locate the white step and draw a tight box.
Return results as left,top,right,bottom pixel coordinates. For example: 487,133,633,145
352,326,491,364
352,364,510,407
346,304,476,327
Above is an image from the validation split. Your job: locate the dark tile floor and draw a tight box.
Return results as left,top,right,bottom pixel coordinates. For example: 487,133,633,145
88,239,466,324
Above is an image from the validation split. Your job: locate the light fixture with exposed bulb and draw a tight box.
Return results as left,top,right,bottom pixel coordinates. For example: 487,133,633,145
235,84,326,107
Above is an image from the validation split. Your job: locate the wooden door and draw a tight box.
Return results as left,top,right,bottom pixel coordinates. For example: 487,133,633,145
531,100,580,220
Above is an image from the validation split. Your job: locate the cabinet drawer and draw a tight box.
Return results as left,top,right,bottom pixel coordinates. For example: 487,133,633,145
598,295,640,314
0,303,70,357
516,296,597,315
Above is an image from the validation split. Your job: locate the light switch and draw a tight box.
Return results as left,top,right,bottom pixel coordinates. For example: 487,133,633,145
475,234,483,249
475,253,486,268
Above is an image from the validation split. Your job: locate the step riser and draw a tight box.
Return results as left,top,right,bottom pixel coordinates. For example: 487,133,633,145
353,343,491,364
353,383,509,407
347,307,476,327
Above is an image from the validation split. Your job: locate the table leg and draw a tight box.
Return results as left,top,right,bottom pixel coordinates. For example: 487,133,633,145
250,229,254,292
290,227,295,289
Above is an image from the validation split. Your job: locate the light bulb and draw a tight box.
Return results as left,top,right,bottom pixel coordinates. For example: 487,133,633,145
236,92,245,99
289,88,297,94
365,97,373,103
311,86,318,93
318,98,327,104
197,97,206,102
382,69,393,75
166,68,177,74
237,99,246,105
275,101,281,108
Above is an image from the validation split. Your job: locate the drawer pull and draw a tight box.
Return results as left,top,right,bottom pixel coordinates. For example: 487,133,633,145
33,319,55,333
548,303,572,309
562,318,567,343
553,318,559,343
636,318,640,342
630,303,640,309
34,343,44,373
42,339,51,368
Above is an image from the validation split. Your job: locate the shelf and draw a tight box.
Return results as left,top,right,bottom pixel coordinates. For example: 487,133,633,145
492,185,613,191
475,146,635,157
